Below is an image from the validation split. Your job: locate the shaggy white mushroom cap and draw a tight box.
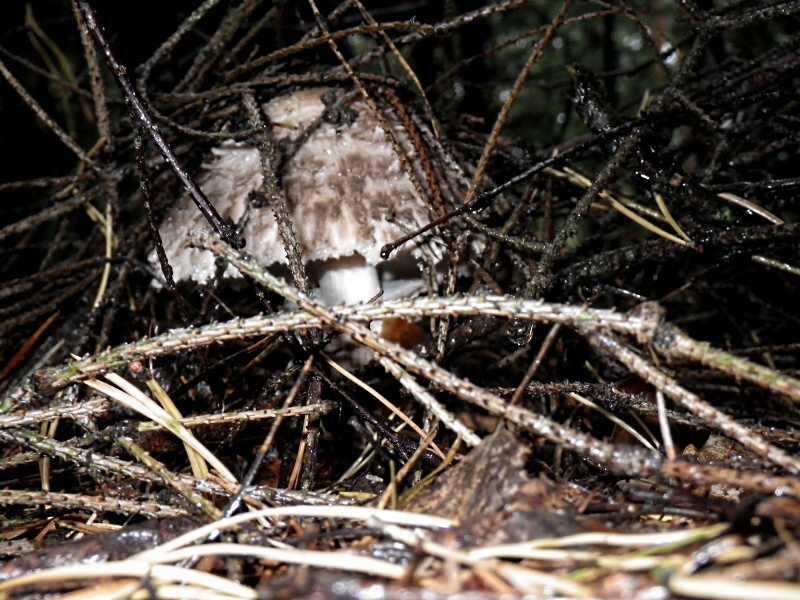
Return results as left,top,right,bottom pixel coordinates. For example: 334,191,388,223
152,88,438,304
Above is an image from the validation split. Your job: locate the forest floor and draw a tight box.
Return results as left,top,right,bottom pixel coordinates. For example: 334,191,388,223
1,1,800,598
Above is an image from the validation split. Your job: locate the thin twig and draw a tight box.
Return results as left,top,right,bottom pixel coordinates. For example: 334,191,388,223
75,1,240,249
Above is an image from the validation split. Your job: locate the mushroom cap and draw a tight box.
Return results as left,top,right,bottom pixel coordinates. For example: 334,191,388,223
153,88,437,284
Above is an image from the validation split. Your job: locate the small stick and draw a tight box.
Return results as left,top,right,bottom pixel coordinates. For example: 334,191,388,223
74,1,241,250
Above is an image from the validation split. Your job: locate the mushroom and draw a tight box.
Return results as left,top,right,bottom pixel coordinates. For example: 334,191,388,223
152,88,440,312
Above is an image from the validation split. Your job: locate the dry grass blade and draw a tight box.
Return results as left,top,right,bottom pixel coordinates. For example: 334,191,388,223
146,377,209,480
84,373,237,483
562,167,691,247
668,573,800,600
324,353,449,458
0,563,257,598
133,505,454,562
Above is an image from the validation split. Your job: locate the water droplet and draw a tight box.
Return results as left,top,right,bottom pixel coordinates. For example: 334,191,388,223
506,319,534,346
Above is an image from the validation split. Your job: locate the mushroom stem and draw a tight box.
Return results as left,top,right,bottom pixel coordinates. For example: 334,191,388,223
317,255,425,366
316,255,381,307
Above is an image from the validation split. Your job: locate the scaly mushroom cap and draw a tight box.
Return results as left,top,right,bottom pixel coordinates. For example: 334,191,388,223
153,88,437,286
